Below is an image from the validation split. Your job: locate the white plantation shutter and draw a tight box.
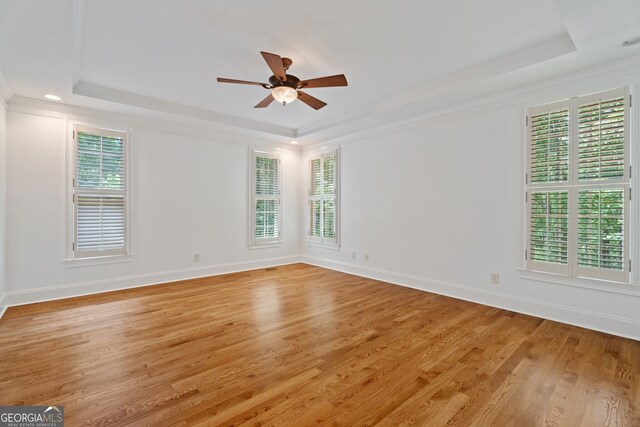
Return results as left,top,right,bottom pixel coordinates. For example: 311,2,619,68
310,158,322,197
322,154,336,241
309,158,322,239
529,105,569,183
577,188,627,281
529,191,569,275
250,150,281,245
74,125,127,258
309,200,321,238
578,95,626,181
323,199,335,239
526,87,630,283
76,195,125,251
527,100,570,275
574,88,630,282
308,151,338,245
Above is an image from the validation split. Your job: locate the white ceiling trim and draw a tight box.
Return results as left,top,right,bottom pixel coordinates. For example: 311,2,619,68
72,81,296,138
69,0,575,142
296,32,576,137
8,52,639,156
7,95,299,150
70,1,295,139
302,53,640,151
0,67,14,108
70,33,575,140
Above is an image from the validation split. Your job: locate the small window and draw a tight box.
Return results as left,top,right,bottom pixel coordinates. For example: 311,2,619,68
73,125,128,258
526,87,630,283
308,150,338,246
250,150,281,246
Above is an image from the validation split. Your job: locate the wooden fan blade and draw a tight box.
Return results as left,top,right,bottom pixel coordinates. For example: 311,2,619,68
255,94,275,108
260,51,287,81
298,74,347,89
217,77,268,86
297,91,327,110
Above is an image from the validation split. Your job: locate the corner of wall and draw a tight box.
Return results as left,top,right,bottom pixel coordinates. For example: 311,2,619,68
0,293,7,319
0,99,7,318
300,256,640,342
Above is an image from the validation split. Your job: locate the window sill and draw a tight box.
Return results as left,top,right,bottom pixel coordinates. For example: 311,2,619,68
64,254,134,268
248,242,282,250
518,269,640,296
307,242,340,250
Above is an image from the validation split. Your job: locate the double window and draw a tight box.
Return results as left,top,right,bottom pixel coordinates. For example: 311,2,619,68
526,87,631,282
250,150,281,246
308,150,338,246
73,125,128,258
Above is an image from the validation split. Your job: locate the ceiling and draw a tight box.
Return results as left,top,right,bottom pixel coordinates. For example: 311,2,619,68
1,0,640,142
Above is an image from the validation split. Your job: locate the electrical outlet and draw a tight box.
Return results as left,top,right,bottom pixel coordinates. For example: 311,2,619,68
490,272,499,284
365,254,369,262
351,252,356,260
193,254,200,262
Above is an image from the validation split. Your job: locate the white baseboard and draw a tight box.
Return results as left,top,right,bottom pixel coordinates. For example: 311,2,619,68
7,255,302,307
6,254,639,341
0,292,7,319
301,256,640,342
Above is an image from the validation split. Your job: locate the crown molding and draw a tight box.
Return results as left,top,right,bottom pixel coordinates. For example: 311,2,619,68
69,1,296,140
67,30,574,141
69,0,294,140
13,26,638,149
302,53,640,151
0,67,13,109
73,81,296,138
296,32,576,138
11,51,639,155
7,96,301,150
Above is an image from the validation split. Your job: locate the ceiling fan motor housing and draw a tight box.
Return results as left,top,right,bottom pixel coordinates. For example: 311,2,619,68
269,74,300,89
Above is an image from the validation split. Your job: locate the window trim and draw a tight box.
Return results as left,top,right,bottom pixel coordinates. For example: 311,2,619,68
67,123,130,261
249,149,282,248
307,149,340,248
517,268,640,297
525,87,632,284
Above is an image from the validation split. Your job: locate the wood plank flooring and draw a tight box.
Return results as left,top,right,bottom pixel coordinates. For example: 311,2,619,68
0,263,638,426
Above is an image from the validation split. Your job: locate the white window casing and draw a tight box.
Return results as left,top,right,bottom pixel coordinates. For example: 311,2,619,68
73,124,128,259
308,150,339,247
250,149,282,247
526,87,631,283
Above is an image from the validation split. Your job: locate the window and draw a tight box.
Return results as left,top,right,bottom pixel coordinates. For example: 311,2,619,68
526,87,631,282
308,150,338,246
73,125,128,258
250,150,281,246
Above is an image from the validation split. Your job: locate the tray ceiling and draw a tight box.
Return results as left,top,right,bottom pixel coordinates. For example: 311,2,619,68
1,0,640,140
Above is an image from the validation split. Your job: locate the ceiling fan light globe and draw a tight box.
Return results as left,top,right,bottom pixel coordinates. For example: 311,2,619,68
272,86,298,104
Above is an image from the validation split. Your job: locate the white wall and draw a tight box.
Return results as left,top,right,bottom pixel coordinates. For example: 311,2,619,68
304,102,640,340
6,109,302,304
3,62,640,341
0,101,7,314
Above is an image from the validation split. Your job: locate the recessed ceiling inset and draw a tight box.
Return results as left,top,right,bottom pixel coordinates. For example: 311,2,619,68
217,51,348,110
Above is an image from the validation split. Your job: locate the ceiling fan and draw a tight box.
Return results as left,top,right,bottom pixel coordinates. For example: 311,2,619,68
217,51,348,110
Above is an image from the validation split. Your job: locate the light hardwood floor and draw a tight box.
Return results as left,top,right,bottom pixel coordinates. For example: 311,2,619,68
0,263,638,426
